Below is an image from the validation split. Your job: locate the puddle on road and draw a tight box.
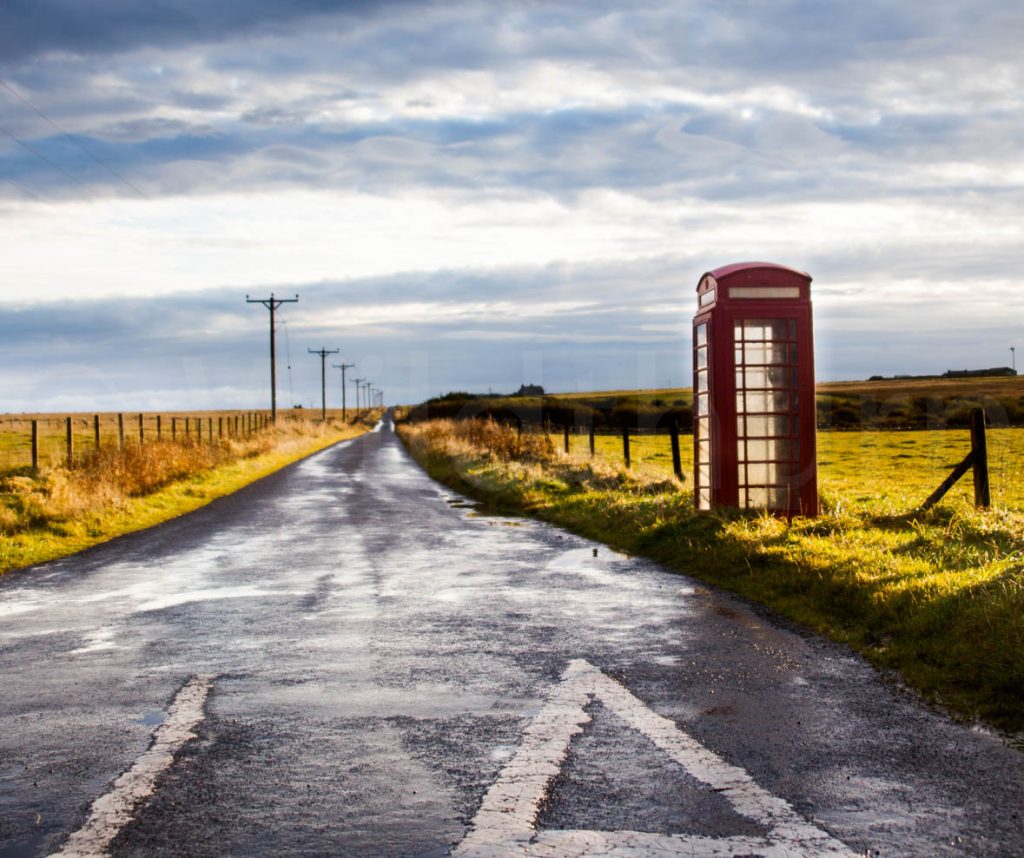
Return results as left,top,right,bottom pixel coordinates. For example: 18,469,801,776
489,744,516,762
444,496,528,526
135,710,166,727
67,625,120,655
135,585,305,613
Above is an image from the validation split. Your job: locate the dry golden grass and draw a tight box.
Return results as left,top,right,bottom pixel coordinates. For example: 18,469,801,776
0,413,374,539
413,418,558,464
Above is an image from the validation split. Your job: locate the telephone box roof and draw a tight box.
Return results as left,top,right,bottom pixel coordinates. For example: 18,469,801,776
703,261,812,285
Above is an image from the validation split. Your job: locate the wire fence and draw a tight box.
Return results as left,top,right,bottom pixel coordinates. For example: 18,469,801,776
0,410,284,472
514,419,1024,511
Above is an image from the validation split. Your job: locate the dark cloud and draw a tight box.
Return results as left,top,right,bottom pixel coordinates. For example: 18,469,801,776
0,0,417,64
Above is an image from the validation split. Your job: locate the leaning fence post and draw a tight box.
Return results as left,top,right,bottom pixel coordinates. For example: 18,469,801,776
66,416,73,464
670,419,683,481
622,421,631,469
31,420,38,471
970,408,990,507
920,407,991,511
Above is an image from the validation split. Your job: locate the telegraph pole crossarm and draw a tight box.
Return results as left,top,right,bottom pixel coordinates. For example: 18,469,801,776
309,347,340,421
247,292,298,423
333,362,355,422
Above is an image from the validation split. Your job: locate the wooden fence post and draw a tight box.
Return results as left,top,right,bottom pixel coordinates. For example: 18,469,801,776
920,408,991,510
157,415,162,440
971,408,990,507
670,419,683,481
219,416,224,439
622,422,631,469
93,414,100,449
138,413,144,445
118,413,124,449
563,424,570,454
195,418,201,444
66,416,73,464
208,418,213,443
31,420,38,472
172,417,177,441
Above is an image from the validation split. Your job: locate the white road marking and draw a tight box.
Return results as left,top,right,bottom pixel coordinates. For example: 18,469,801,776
456,659,856,857
51,674,215,858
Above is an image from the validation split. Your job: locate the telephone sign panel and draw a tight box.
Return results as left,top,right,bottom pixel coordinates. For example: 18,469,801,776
693,262,818,517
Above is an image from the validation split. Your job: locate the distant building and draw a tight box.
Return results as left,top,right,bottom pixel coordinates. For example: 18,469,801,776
868,367,1017,381
514,384,545,396
942,367,1017,379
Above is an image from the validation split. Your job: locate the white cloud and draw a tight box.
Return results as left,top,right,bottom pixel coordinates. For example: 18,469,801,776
1,0,1022,406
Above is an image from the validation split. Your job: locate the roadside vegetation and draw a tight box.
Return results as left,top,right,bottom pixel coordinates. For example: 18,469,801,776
0,410,380,576
397,416,1024,736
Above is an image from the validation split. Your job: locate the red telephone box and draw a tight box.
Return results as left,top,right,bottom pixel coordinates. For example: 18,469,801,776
693,262,818,517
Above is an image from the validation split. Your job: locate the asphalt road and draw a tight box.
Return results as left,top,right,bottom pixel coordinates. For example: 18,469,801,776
1,418,1022,857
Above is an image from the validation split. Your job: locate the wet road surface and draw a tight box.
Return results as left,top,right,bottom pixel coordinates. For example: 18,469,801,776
1,419,1022,856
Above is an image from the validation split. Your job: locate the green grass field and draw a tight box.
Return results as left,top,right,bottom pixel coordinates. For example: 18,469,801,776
554,427,1024,511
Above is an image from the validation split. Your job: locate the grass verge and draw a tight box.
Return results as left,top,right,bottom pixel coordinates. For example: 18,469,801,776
0,413,379,576
397,418,1024,738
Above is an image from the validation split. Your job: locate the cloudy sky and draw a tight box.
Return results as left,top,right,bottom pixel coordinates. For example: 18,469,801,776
1,1,1022,411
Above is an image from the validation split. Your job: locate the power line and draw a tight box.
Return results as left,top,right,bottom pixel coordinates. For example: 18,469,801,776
0,78,149,199
0,125,96,202
0,176,49,203
280,320,295,408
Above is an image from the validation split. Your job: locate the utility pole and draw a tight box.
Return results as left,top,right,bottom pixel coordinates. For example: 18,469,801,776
308,347,339,421
352,377,365,413
362,381,371,413
333,362,355,421
1011,346,1016,373
246,293,298,422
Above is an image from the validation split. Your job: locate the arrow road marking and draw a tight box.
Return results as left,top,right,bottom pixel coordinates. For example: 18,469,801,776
456,659,856,857
52,674,215,858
